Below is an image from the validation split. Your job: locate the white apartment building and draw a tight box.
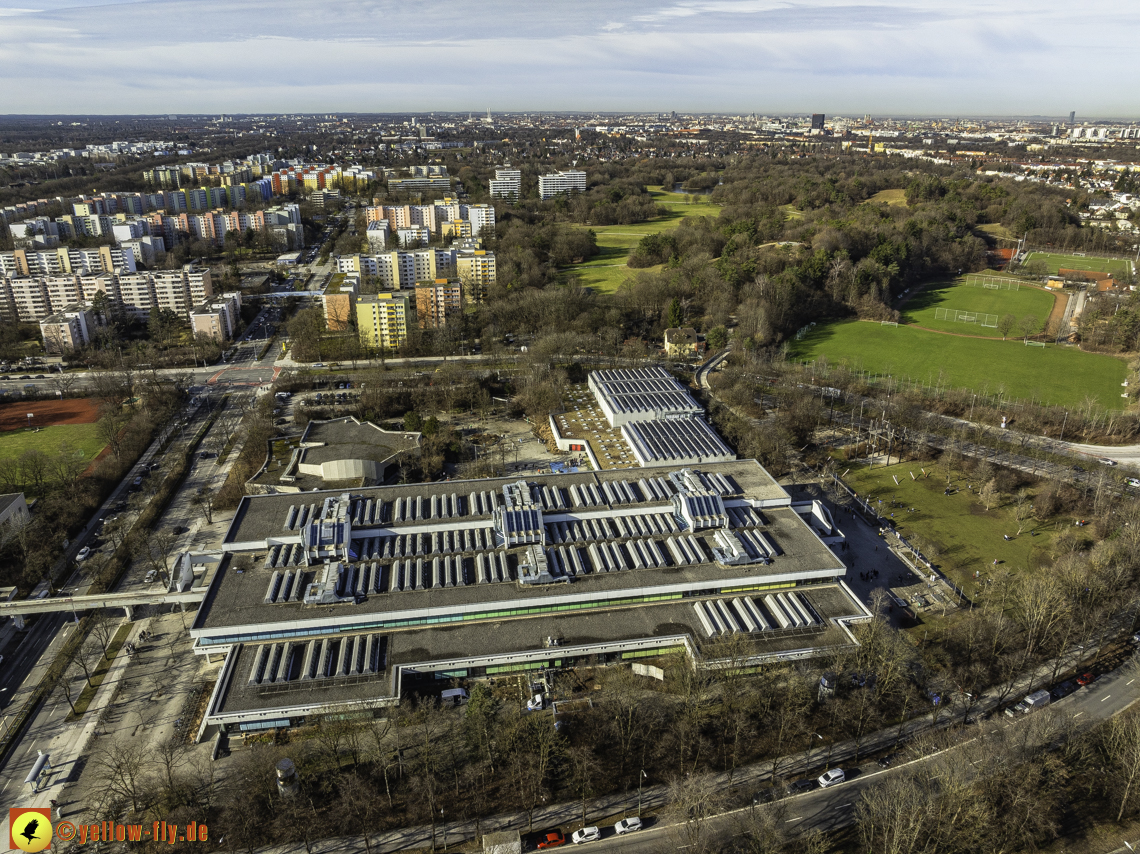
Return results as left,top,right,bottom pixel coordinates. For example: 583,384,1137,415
336,250,457,290
365,221,389,251
40,304,99,353
538,170,587,200
0,264,210,323
397,226,430,249
490,167,521,200
464,204,496,236
0,246,135,278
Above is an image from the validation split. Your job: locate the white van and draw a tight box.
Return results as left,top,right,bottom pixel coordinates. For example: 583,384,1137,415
441,688,469,706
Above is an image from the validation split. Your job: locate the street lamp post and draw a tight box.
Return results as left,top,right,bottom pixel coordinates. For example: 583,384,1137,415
638,769,647,816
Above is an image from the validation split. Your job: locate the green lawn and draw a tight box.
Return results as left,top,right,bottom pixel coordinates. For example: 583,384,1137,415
901,276,1056,338
779,204,804,221
976,223,1014,240
864,189,908,207
1025,251,1132,277
790,319,1128,409
841,462,1058,590
0,423,106,465
563,186,720,293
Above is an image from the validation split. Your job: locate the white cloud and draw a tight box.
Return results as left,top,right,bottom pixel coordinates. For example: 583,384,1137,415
0,0,1136,116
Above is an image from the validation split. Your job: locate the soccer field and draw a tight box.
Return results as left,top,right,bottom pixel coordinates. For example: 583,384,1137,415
790,320,1128,409
902,277,1056,338
1025,251,1132,277
0,422,106,467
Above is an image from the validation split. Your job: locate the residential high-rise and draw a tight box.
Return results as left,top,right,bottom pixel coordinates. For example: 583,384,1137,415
415,279,464,328
456,249,497,303
355,292,410,351
490,167,521,201
538,170,587,200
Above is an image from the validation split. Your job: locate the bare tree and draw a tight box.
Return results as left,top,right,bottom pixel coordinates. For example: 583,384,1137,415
997,313,1017,340
664,773,724,854
91,741,154,813
89,611,120,660
1103,707,1140,822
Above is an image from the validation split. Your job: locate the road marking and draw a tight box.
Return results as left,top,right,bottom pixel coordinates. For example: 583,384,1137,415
1102,695,1112,702
1074,712,1084,718
785,817,804,823
1129,679,1135,686
837,803,852,808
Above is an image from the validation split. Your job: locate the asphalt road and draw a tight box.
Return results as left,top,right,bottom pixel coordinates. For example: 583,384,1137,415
562,660,1140,853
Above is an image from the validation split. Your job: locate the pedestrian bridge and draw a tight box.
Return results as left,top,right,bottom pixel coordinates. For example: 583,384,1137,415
0,588,209,620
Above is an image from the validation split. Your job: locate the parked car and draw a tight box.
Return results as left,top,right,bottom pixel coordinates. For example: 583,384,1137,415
76,546,92,561
817,768,846,788
527,693,545,711
172,525,188,535
144,570,158,583
1127,477,1140,489
613,817,642,835
876,753,900,768
571,827,600,844
1051,680,1077,700
785,778,817,796
1077,672,1096,687
537,831,566,849
1099,457,1118,466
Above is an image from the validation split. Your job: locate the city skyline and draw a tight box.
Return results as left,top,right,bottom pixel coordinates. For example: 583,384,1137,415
0,0,1135,117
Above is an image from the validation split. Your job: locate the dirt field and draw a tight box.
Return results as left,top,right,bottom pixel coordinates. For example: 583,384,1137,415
0,397,100,432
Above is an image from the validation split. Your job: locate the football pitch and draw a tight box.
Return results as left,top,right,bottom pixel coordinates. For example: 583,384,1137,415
901,276,1055,338
789,320,1128,409
1025,251,1132,277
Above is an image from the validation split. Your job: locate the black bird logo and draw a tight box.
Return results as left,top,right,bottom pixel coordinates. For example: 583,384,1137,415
19,819,41,844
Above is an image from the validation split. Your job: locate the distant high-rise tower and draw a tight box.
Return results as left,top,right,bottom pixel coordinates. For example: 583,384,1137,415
811,113,825,131
1069,111,1076,126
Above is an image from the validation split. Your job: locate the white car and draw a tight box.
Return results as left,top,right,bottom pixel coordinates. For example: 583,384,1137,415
1127,477,1140,488
527,693,545,711
144,570,158,584
614,817,642,835
817,768,846,788
76,546,92,562
571,827,600,844
1099,457,1118,466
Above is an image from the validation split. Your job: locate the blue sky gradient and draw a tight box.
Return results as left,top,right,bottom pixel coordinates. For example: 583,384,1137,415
0,0,1134,116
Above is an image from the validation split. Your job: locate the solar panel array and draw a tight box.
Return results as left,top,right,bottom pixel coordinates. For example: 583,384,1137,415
692,591,820,638
247,633,387,686
623,418,735,465
590,366,702,423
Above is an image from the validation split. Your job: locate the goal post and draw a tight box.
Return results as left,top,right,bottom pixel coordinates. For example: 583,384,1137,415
880,320,898,327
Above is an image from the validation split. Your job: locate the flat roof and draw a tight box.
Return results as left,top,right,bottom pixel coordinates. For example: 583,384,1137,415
622,418,735,465
198,462,842,643
209,582,866,720
589,367,701,419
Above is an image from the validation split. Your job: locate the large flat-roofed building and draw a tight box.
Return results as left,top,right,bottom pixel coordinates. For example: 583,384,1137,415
621,418,735,467
192,460,863,733
589,366,703,427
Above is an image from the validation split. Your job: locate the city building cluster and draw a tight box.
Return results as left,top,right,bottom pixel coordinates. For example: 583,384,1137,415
362,195,494,248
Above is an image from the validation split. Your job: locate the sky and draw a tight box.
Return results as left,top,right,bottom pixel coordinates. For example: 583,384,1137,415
0,0,1136,117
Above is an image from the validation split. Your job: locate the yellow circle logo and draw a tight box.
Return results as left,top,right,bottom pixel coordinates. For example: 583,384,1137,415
11,811,52,853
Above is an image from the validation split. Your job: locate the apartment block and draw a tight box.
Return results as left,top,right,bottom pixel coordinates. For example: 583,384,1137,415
0,246,135,278
322,278,357,332
465,204,496,236
455,249,497,303
538,170,587,200
415,279,465,328
355,293,410,350
365,221,389,251
397,226,430,248
40,304,100,354
190,291,242,342
490,167,521,200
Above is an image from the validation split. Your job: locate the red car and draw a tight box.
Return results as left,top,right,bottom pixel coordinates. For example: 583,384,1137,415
537,831,566,849
1077,672,1095,687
